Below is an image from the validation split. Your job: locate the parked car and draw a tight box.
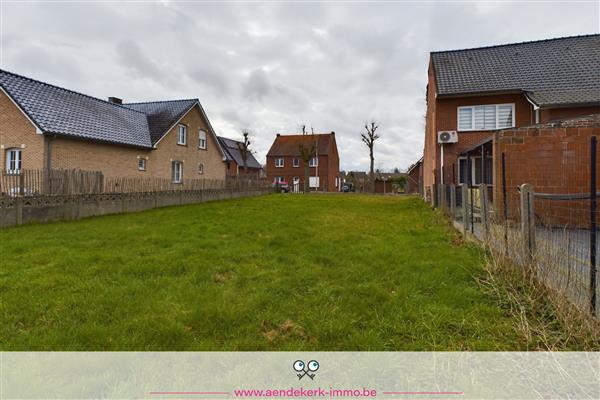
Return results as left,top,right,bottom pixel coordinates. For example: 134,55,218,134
274,181,290,193
342,182,355,192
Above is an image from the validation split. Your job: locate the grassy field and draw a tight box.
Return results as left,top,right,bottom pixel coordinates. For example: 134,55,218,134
0,194,523,350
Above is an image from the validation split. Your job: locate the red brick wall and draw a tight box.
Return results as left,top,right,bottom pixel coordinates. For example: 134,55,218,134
494,124,600,227
406,163,422,194
540,105,600,123
266,154,333,190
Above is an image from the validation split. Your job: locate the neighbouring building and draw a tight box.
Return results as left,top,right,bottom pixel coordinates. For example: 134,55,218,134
494,114,600,227
422,34,600,203
266,132,340,192
0,69,227,181
217,136,263,177
343,171,368,192
406,158,423,194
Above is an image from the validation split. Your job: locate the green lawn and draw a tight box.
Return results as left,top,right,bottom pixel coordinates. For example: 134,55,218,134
0,194,522,350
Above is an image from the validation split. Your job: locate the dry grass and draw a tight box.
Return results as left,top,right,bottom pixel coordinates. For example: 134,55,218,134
478,240,600,350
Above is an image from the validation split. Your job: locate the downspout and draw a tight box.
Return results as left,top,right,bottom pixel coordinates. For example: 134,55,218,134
524,92,540,124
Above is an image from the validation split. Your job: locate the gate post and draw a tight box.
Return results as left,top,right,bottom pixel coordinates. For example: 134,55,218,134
520,183,536,258
462,184,469,234
480,183,489,238
589,135,597,315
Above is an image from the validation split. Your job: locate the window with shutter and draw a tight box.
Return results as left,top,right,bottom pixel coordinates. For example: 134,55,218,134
457,104,514,131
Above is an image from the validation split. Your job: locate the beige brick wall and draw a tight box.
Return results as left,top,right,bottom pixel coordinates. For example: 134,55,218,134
0,92,227,181
0,90,46,171
148,105,225,180
50,137,151,177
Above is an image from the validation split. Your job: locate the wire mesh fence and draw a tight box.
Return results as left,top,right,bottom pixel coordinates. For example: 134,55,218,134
437,133,599,317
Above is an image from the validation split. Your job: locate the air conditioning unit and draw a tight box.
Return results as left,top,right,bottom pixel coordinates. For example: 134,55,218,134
437,131,458,144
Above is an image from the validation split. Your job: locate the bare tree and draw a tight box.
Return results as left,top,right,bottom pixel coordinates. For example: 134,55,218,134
237,130,252,174
361,121,380,192
298,125,317,193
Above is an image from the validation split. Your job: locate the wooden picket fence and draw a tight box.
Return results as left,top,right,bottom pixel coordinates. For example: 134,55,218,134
0,169,270,196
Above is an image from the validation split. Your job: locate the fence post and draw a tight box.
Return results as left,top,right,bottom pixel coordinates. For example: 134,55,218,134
502,152,508,254
520,183,536,258
431,184,438,208
440,184,447,212
450,184,456,217
589,135,597,315
480,183,489,238
15,196,23,225
462,184,469,234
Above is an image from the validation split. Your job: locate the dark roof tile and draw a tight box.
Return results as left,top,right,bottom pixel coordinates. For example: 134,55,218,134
431,34,600,107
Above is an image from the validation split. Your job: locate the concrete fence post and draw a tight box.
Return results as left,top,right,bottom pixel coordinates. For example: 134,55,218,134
461,184,469,234
440,184,447,212
519,183,536,258
450,185,456,217
15,196,23,225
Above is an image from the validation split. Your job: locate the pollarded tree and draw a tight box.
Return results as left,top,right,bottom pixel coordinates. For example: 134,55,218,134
237,130,253,174
361,121,380,192
298,125,317,193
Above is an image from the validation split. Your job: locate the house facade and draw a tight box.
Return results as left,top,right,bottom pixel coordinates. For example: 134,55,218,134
217,136,263,178
0,69,227,182
422,34,600,202
266,132,340,192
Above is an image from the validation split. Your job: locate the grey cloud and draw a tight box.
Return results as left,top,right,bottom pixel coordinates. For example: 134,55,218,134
3,2,598,171
115,40,164,81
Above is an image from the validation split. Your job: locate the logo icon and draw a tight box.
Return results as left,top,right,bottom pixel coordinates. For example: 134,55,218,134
293,360,319,380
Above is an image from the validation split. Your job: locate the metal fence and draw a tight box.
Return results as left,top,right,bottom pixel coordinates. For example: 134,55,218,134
435,135,599,316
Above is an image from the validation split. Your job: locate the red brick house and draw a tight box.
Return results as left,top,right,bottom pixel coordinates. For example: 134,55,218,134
217,136,263,177
266,132,340,192
422,34,600,203
406,158,423,194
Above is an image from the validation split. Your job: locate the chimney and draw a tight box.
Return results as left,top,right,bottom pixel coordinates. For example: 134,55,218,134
108,97,123,105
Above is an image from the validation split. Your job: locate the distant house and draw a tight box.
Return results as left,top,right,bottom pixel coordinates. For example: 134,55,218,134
217,136,263,177
0,69,227,181
266,132,340,192
406,158,423,194
343,171,368,192
422,34,600,203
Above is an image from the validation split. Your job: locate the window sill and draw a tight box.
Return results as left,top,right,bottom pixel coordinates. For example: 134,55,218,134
177,143,187,146
457,127,514,133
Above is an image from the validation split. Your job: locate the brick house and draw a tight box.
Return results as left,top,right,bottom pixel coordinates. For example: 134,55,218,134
422,34,600,203
217,136,263,177
266,132,340,192
0,69,227,181
406,158,423,194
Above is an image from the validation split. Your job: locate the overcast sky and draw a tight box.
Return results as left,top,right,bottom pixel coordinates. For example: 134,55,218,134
1,1,598,171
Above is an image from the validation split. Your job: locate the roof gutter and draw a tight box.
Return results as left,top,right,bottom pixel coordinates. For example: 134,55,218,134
523,92,540,124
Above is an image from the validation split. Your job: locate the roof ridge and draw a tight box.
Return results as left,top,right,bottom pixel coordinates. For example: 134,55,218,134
0,68,149,116
431,33,600,55
123,99,198,105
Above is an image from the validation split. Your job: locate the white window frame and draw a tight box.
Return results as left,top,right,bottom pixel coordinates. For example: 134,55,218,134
198,129,207,150
275,158,284,168
177,125,187,145
172,161,183,183
138,158,146,171
274,176,284,183
309,157,318,167
309,176,320,188
458,156,493,186
293,158,300,167
5,148,22,174
457,103,515,132
198,162,204,175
